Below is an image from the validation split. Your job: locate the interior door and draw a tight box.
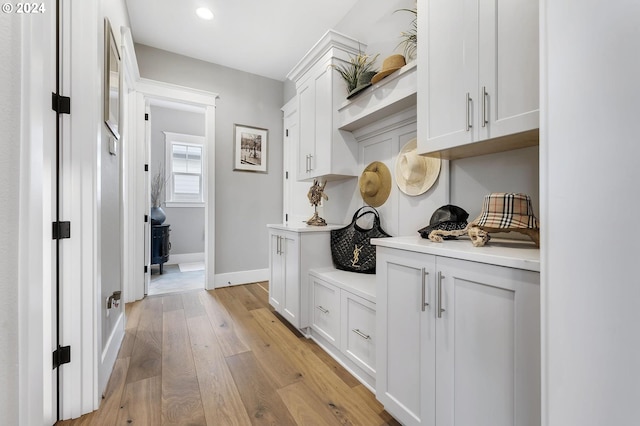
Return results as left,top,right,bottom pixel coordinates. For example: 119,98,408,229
144,104,151,295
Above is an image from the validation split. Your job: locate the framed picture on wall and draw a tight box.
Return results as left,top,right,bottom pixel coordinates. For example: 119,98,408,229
104,18,121,139
233,124,268,173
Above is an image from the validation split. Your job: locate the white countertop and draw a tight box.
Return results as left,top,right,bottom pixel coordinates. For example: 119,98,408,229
372,236,540,272
267,223,345,232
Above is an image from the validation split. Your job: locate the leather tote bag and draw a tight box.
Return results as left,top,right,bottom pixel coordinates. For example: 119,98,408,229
330,206,391,274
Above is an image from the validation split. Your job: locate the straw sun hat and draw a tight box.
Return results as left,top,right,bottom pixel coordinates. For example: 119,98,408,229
370,54,406,84
395,138,441,196
359,161,392,207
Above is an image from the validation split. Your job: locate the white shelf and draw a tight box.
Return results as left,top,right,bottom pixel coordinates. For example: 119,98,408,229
337,61,417,132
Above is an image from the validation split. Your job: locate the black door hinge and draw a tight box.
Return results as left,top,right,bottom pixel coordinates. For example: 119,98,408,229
144,265,148,274
53,345,71,369
52,92,71,114
145,113,149,121
286,129,289,137
52,221,71,240
285,171,289,179
144,214,149,223
144,164,149,171
285,213,289,222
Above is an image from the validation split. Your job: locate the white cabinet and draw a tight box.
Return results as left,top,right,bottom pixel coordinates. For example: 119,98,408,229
341,291,376,377
287,30,362,181
308,268,377,389
310,275,341,346
376,246,540,426
418,0,539,159
267,225,335,330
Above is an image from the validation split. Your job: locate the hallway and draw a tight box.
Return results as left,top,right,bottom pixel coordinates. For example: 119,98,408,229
57,283,399,425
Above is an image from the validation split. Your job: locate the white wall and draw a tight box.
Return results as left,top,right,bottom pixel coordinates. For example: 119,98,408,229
1,12,22,426
135,44,284,276
541,1,640,424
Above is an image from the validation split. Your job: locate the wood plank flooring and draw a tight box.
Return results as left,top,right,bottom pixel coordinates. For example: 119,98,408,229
57,282,400,425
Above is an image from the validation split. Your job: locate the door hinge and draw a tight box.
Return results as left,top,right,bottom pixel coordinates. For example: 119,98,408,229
51,92,71,114
144,164,149,171
53,345,71,369
285,171,289,179
286,129,289,137
52,221,71,240
145,113,149,121
144,214,149,223
144,265,148,274
285,213,289,222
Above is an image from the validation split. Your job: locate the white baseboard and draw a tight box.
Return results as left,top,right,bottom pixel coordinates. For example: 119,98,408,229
166,252,204,265
214,268,269,288
99,311,125,395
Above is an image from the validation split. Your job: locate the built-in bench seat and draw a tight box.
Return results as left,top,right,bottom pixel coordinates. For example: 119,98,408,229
308,267,376,302
307,267,377,391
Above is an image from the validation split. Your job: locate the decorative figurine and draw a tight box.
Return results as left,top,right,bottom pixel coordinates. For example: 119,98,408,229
306,179,328,226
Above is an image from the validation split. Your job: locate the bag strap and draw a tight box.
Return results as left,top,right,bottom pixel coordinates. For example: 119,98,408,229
352,206,380,221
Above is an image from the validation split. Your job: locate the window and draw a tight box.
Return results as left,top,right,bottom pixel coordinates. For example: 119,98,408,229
164,132,205,206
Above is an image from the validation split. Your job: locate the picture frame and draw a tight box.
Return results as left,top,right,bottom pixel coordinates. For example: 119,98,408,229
233,124,268,173
104,18,120,139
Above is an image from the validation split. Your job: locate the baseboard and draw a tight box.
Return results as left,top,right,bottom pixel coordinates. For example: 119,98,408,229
166,252,204,265
214,268,269,288
99,311,125,395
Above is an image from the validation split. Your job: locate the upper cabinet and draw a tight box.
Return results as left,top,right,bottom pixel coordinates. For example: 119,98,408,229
418,0,539,160
287,30,362,181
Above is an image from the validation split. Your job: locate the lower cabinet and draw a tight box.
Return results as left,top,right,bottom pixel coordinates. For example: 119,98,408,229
376,247,540,426
309,269,377,389
268,226,334,330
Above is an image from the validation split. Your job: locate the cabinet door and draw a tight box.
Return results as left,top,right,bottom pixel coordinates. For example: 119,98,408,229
281,234,300,327
341,291,376,376
297,79,315,180
435,257,540,426
310,275,341,347
269,233,284,311
312,64,333,178
478,0,539,141
423,0,477,151
376,249,436,426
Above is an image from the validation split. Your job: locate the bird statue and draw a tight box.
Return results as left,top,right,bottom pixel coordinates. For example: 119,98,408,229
306,179,328,226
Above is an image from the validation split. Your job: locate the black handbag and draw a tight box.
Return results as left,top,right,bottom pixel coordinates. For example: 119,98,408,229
330,206,391,274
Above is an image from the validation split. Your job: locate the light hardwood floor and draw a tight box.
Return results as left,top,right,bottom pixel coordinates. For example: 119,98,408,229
57,282,400,425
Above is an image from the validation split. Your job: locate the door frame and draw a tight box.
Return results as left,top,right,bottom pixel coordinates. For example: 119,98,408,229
121,29,219,300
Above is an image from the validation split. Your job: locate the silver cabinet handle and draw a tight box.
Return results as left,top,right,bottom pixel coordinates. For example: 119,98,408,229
421,268,429,312
466,92,473,131
482,86,488,128
277,235,282,255
352,329,371,340
306,154,310,172
437,271,446,318
316,305,329,314
308,154,313,172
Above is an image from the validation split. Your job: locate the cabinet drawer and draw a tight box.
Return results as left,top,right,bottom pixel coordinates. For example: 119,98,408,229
342,291,376,376
310,275,341,347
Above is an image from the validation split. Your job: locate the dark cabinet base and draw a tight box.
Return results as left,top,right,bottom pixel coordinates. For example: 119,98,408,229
151,224,170,274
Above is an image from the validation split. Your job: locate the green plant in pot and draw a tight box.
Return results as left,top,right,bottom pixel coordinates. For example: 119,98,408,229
332,51,380,95
396,7,417,61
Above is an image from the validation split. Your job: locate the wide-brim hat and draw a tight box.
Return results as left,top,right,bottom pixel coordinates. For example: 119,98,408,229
370,54,406,84
418,205,469,239
359,161,392,207
395,138,441,196
471,193,539,229
347,71,378,99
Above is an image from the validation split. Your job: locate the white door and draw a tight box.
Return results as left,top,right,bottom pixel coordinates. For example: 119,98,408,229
376,249,436,426
281,234,300,326
269,233,284,311
144,103,151,295
435,257,541,426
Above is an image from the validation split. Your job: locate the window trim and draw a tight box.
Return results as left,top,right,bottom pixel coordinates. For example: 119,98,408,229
164,131,206,206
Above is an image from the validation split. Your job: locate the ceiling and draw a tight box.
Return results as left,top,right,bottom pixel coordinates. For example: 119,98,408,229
125,0,361,82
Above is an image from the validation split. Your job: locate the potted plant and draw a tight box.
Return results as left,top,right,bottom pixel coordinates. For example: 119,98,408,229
332,50,379,94
396,7,417,61
150,164,168,225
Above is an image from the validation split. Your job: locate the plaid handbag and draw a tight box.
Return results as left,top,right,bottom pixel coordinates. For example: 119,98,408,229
330,206,391,274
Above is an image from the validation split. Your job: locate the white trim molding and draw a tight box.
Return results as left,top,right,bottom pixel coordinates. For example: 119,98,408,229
165,252,205,265
214,268,270,288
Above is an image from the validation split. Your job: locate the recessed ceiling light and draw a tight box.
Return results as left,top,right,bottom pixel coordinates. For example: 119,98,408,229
196,7,214,20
